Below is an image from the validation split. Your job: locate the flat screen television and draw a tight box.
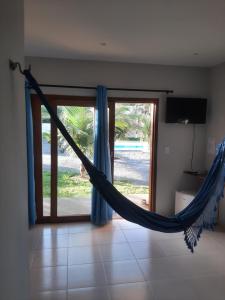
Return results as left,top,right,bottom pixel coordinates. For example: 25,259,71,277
166,97,207,124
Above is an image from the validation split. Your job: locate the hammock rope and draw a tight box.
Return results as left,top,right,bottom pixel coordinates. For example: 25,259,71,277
23,69,225,252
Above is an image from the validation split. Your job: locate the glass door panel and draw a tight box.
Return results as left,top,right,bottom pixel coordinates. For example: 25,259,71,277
56,105,95,216
41,106,51,216
113,102,154,211
32,94,157,223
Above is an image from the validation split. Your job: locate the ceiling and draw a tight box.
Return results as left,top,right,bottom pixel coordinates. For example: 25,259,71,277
25,0,225,67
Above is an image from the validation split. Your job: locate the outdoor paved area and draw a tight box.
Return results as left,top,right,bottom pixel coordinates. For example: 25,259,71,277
42,140,150,216
44,194,149,217
43,140,150,185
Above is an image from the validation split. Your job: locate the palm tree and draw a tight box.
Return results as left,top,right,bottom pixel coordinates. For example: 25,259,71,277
58,106,94,177
115,105,131,140
136,104,152,142
114,103,152,143
128,104,152,142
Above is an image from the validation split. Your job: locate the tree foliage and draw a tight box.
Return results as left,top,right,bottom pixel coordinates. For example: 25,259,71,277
58,106,94,158
115,103,152,142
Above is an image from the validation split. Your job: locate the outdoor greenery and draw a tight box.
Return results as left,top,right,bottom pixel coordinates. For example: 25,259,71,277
41,106,51,123
115,103,152,142
41,104,151,198
42,103,152,145
41,106,94,155
114,105,131,139
43,170,148,198
58,106,94,157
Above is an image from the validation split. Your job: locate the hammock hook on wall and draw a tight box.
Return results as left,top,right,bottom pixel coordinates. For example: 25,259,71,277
9,59,31,75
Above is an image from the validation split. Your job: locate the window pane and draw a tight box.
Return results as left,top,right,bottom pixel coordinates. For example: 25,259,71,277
56,105,94,216
41,106,51,216
113,103,154,211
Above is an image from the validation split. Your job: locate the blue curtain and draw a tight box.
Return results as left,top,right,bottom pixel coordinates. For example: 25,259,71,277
91,86,113,225
25,83,36,226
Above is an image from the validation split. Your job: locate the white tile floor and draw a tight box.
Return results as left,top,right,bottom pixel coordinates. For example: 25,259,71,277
29,219,225,300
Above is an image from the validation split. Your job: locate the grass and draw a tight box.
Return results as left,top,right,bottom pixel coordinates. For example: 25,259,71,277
43,170,148,198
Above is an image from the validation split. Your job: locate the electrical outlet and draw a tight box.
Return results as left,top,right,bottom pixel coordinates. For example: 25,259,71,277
164,146,170,155
207,138,215,155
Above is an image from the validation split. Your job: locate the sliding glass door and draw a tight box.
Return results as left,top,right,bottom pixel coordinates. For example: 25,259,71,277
108,98,158,213
32,95,158,223
32,95,95,222
56,105,95,216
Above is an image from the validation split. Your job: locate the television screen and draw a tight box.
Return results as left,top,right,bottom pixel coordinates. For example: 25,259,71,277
166,97,207,124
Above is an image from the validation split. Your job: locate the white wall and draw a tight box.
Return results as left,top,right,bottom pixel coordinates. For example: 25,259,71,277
206,62,225,225
0,1,29,299
26,56,210,215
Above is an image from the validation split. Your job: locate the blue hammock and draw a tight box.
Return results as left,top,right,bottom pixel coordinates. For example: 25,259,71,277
24,70,225,252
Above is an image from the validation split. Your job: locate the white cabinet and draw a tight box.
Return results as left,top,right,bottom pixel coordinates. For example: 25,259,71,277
175,190,196,214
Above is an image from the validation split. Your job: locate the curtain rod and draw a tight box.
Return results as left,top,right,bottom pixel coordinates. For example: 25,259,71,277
38,83,173,94
8,60,173,94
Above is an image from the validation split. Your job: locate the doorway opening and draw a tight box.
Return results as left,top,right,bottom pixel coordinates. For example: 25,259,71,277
32,95,158,223
109,98,158,213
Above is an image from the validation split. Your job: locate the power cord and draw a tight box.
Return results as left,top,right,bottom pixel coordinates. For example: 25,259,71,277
190,124,196,171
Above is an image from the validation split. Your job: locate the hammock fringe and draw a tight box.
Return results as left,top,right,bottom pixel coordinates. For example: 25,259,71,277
184,162,225,251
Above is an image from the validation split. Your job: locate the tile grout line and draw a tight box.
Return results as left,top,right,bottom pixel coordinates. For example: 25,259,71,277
98,243,113,300
66,245,69,300
120,225,148,283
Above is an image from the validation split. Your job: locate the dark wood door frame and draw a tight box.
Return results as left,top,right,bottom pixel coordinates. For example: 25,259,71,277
108,97,159,212
31,95,159,223
31,95,95,223
149,101,159,211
